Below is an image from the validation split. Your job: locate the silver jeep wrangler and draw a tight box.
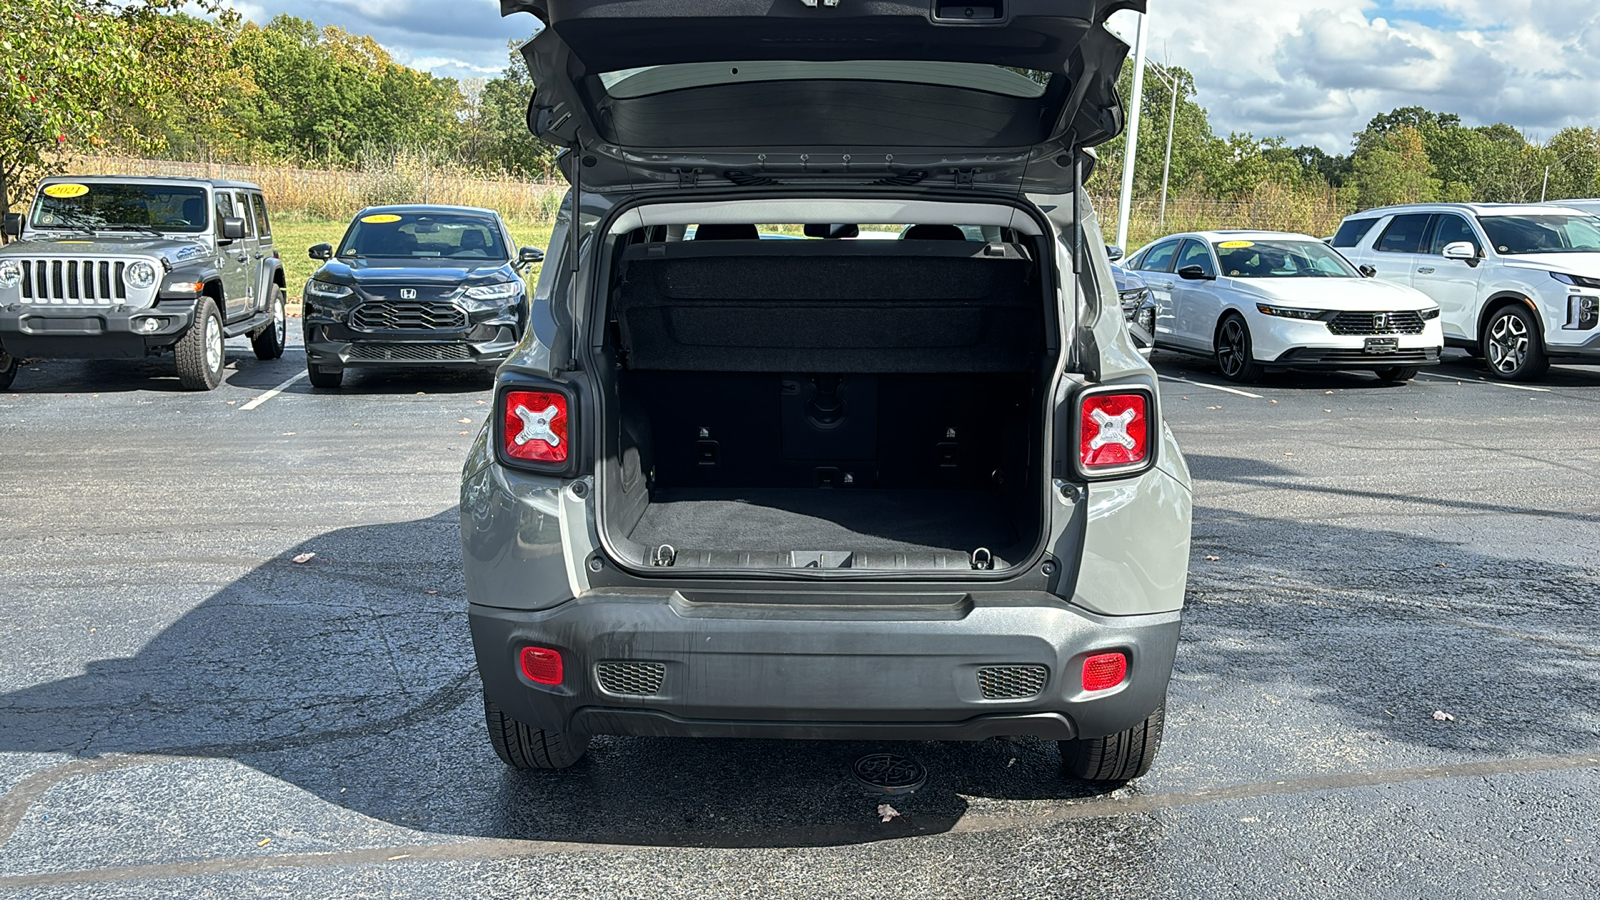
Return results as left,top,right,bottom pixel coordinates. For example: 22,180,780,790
0,176,288,390
461,0,1192,783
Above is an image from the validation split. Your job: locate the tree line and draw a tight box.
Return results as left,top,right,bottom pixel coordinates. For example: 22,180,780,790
5,1,1596,217
1091,62,1600,209
2,0,554,214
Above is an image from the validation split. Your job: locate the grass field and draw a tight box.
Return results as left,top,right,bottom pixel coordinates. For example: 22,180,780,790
271,217,555,311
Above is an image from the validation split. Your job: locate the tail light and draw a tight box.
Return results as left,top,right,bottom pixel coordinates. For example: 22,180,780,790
1082,652,1128,692
1072,384,1155,479
497,383,577,475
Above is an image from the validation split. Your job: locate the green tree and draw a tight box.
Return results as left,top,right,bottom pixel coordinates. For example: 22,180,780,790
1540,127,1600,201
1091,62,1222,198
462,46,560,177
1349,125,1440,208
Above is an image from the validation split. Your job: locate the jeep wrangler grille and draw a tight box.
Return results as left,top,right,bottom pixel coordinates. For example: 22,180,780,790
17,259,129,305
351,300,467,331
977,665,1048,699
595,661,666,696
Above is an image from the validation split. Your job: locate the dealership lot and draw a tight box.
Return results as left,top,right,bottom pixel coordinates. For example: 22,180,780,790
1,336,1597,898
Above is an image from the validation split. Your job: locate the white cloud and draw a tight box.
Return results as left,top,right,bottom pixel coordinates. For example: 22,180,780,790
1112,0,1600,152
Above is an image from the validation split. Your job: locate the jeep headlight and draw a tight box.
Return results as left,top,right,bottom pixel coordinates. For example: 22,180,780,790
0,259,20,289
125,261,158,290
463,281,520,302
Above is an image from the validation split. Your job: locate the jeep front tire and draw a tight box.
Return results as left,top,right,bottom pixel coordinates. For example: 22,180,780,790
175,297,226,391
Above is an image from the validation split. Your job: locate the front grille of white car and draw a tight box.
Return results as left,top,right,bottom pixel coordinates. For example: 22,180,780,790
1328,310,1426,336
16,258,131,305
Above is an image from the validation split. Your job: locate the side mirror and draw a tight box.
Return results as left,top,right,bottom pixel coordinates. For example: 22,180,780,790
220,216,246,241
2,213,20,238
1105,244,1125,262
1358,265,1377,278
517,246,545,266
1442,241,1479,261
309,243,333,261
1177,265,1214,281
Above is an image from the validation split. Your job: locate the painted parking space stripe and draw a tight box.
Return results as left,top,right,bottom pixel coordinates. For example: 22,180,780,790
238,371,307,410
1414,372,1552,393
1159,376,1264,400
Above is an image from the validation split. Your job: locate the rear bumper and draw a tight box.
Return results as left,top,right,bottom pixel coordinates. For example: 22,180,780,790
470,592,1180,743
0,300,196,358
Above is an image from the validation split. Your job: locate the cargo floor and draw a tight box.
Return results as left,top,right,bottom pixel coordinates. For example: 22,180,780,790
627,488,1020,555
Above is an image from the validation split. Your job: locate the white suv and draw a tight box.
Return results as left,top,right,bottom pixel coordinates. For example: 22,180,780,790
1332,203,1600,381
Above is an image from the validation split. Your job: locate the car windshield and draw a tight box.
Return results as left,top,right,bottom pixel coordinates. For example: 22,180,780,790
1478,214,1600,255
338,212,507,260
1214,239,1360,278
30,182,210,234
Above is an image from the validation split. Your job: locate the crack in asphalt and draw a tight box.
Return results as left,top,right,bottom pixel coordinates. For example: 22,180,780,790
0,751,1595,889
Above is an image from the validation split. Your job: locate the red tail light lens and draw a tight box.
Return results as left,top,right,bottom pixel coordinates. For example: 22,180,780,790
1082,652,1128,692
1079,391,1149,473
503,390,569,464
520,646,564,685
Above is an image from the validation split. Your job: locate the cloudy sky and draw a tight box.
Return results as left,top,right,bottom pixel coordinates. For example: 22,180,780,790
227,0,1596,153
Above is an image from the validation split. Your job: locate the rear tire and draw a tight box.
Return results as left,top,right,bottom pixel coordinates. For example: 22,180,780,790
0,345,16,390
1481,304,1549,382
252,287,287,360
175,298,225,391
1373,366,1419,383
485,698,589,770
307,363,343,389
1213,314,1264,383
1060,703,1165,784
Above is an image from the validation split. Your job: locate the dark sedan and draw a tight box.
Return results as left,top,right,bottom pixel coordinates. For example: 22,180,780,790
301,205,542,388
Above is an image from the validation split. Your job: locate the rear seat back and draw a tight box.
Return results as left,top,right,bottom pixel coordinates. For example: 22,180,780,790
612,240,1041,373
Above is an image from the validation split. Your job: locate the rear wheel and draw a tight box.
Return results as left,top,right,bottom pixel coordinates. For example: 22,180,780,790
0,345,17,389
1373,366,1419,383
252,287,287,360
1214,314,1264,383
1482,304,1549,382
175,298,225,391
484,698,589,770
1060,703,1165,784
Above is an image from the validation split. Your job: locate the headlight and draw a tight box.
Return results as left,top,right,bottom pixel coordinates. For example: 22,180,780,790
306,279,352,299
0,259,20,289
1118,287,1151,308
1551,271,1600,289
464,281,520,302
1420,306,1441,321
1256,304,1329,321
125,261,158,290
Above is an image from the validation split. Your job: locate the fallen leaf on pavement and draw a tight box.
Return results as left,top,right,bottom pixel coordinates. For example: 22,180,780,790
458,418,472,423
425,590,439,595
878,803,902,823
1433,710,1455,722
292,552,316,564
258,838,271,847
1205,555,1221,562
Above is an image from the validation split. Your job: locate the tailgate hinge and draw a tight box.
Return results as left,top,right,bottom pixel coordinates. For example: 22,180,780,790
672,167,704,189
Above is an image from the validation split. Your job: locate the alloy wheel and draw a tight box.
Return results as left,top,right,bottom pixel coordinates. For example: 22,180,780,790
205,314,223,374
1217,320,1247,377
273,297,286,345
1486,311,1528,375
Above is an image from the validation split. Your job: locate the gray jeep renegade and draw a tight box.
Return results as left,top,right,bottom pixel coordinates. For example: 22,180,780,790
461,0,1193,783
0,176,288,390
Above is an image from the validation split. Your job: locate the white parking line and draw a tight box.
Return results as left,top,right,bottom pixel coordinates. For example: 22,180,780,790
239,371,307,410
1414,373,1552,393
1160,376,1264,400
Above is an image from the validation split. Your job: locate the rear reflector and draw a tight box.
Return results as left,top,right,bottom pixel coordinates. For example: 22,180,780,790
1080,392,1149,472
1082,652,1128,692
520,646,564,685
504,390,569,464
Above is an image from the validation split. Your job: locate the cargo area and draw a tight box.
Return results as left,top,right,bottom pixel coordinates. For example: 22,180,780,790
595,230,1056,572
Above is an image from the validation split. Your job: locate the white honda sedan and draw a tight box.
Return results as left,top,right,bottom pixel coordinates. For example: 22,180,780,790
1124,230,1445,383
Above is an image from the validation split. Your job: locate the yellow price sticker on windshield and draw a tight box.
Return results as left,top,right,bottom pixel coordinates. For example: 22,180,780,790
43,183,90,199
1218,240,1255,249
360,214,402,224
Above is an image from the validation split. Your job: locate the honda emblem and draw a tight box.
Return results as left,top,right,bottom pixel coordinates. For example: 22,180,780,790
399,288,417,300
1372,313,1389,332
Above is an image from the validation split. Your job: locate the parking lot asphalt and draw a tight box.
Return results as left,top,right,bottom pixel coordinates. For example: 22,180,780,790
1,333,1598,898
